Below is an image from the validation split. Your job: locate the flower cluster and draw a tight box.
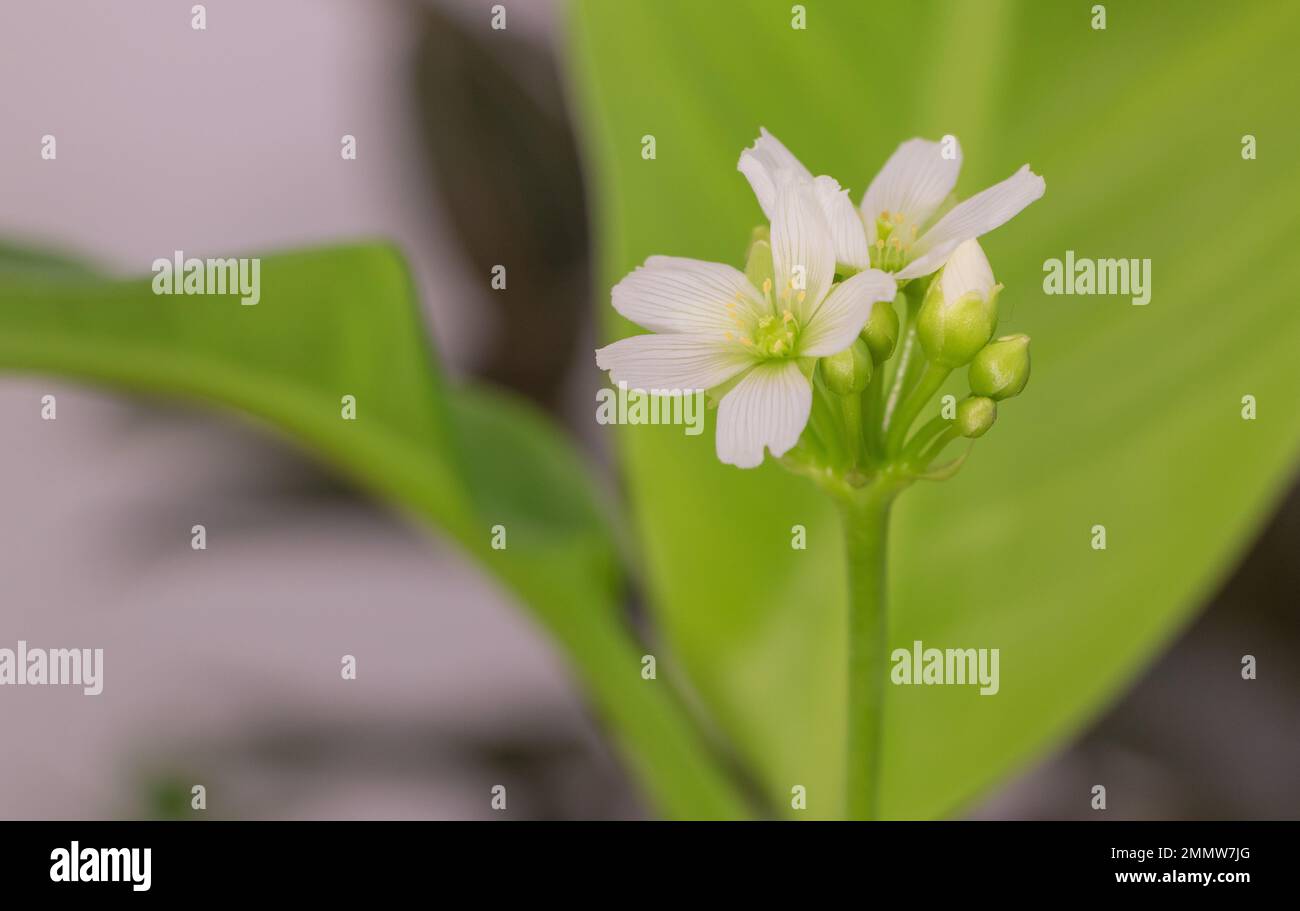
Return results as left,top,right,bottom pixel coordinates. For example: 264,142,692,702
596,129,1043,487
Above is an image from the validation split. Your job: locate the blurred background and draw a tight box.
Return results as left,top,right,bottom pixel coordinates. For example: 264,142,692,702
0,0,1295,819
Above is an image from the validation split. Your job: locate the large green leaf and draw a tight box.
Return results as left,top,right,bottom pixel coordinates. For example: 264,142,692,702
0,242,748,818
569,0,1300,816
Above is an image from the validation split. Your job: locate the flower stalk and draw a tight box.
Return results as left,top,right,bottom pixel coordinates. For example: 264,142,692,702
837,473,902,820
596,128,1044,820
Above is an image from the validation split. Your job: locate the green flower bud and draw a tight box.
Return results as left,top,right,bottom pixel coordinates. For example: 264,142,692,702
745,237,774,292
917,239,1001,368
821,338,874,395
969,334,1031,401
956,396,997,438
860,299,900,362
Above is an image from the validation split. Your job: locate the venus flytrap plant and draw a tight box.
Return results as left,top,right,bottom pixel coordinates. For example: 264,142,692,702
597,129,1044,820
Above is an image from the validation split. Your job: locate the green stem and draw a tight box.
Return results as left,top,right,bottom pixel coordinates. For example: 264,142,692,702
880,308,918,435
885,362,951,456
900,414,951,464
838,477,899,820
862,357,886,461
914,425,961,471
880,279,929,439
840,391,863,468
809,376,848,468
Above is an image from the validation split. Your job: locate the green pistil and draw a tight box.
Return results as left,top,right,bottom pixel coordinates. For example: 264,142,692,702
871,211,918,273
752,312,799,358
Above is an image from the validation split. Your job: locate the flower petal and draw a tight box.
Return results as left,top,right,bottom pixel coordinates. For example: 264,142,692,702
738,127,812,221
799,268,898,357
771,174,835,325
612,255,766,335
715,360,812,468
860,137,963,242
595,333,753,391
813,176,871,270
900,165,1046,280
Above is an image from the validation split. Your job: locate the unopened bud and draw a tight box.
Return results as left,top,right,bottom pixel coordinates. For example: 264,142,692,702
822,338,874,395
860,299,900,362
917,239,1000,368
956,396,997,438
745,237,774,292
969,334,1030,400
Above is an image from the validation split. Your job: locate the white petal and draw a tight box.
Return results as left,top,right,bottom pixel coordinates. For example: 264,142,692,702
938,238,995,304
799,269,897,357
737,127,812,221
612,255,766,335
715,360,812,468
813,176,871,270
771,175,835,325
595,333,754,391
860,137,962,242
900,165,1046,280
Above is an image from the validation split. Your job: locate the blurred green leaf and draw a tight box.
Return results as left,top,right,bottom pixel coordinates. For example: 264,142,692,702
0,241,99,279
0,242,748,818
568,0,1300,817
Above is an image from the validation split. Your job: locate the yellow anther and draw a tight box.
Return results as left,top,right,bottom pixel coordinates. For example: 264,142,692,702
796,291,806,305
782,309,794,324
740,336,753,346
762,278,772,296
724,330,734,341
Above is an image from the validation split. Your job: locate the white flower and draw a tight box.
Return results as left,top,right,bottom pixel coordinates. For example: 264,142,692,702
738,129,1045,280
738,128,872,272
596,177,896,468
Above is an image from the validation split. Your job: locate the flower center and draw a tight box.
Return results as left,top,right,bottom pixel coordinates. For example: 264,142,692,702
871,211,919,272
752,311,798,357
726,278,803,357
